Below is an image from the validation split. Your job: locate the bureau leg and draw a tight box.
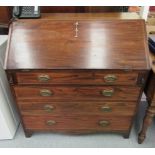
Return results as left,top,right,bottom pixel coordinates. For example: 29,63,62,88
25,130,33,138
123,132,130,139
138,107,155,144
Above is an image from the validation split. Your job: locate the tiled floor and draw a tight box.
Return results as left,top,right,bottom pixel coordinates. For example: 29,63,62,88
0,101,154,148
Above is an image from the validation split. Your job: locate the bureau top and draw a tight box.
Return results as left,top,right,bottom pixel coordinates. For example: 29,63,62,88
5,13,150,70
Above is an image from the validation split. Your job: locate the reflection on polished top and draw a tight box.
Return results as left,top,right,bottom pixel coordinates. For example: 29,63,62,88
5,13,150,70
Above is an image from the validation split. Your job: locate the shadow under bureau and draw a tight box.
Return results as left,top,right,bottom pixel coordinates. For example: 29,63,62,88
4,13,150,138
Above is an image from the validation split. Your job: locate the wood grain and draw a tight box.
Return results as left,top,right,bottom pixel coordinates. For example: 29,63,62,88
144,70,155,102
5,17,149,70
0,6,12,34
23,115,132,131
5,13,149,137
138,54,155,143
16,70,138,85
0,6,12,25
13,86,140,102
18,101,137,116
38,13,141,20
40,6,123,13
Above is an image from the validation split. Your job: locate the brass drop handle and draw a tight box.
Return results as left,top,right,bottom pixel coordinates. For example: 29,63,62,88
46,120,56,126
101,89,114,97
40,89,53,96
44,105,55,112
104,74,117,83
38,74,51,82
99,120,110,127
101,106,112,112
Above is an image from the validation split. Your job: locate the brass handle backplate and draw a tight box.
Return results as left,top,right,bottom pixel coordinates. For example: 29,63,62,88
46,120,56,126
44,105,55,112
99,120,110,127
101,106,112,112
104,74,117,83
38,74,51,82
40,89,53,96
101,89,114,97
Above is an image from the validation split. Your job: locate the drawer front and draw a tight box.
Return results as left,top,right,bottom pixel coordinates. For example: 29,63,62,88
14,86,140,101
19,101,136,116
16,71,138,85
23,115,132,131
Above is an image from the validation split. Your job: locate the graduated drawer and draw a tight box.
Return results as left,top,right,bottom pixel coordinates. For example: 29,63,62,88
14,86,140,101
22,115,132,131
15,71,138,85
19,101,136,116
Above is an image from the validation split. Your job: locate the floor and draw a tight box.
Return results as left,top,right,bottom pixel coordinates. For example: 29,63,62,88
0,101,154,148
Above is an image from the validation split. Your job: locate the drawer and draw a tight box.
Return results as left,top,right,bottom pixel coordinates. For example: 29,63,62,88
15,71,138,85
14,86,141,101
19,101,137,116
22,115,132,131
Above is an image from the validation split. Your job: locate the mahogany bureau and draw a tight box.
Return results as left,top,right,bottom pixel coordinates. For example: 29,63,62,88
4,13,150,138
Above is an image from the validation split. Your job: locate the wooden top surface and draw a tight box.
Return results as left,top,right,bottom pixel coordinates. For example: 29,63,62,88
40,13,141,20
5,13,150,70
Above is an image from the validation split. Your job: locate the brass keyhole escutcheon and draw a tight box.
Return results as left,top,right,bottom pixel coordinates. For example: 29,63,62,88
44,105,55,112
40,89,53,96
38,74,51,82
46,120,56,126
99,120,110,127
104,75,117,83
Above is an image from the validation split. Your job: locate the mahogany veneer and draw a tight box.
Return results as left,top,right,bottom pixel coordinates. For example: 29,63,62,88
5,13,150,138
